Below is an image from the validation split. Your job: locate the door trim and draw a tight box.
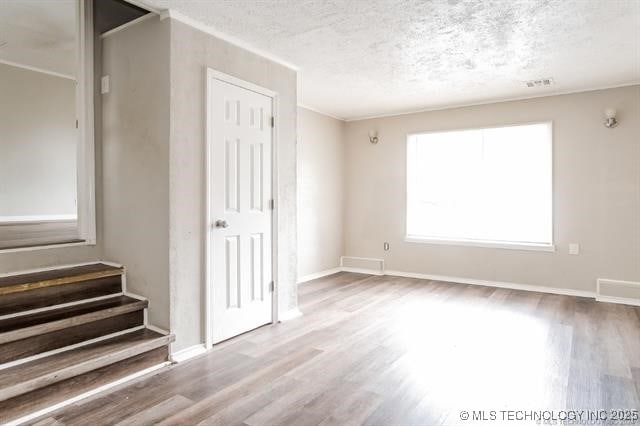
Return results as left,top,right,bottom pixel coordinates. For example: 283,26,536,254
204,68,279,348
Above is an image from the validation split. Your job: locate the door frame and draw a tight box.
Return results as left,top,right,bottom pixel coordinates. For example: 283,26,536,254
204,67,279,348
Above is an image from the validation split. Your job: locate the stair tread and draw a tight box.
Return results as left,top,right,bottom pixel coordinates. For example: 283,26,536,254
0,263,123,290
0,279,122,318
0,296,146,337
0,329,170,391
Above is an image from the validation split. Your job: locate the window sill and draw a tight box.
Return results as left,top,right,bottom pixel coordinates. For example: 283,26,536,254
404,236,556,252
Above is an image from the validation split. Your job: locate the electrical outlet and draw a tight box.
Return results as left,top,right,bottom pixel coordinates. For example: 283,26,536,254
383,242,390,251
569,243,580,255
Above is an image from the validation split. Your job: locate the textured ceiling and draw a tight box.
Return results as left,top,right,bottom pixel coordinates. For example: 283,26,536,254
0,1,76,77
142,0,640,120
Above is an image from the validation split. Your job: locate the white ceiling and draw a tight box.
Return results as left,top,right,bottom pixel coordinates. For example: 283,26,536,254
146,0,640,120
0,1,76,78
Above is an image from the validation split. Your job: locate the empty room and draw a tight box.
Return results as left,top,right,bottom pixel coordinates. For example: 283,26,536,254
0,0,639,424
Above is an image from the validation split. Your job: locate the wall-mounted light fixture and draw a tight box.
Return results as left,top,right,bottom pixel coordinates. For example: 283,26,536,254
369,130,379,144
604,108,618,128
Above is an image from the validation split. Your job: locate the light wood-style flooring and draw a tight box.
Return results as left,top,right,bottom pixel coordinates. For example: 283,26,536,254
35,272,640,425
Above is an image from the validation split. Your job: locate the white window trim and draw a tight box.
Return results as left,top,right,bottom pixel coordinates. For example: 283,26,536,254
0,0,96,253
405,120,555,251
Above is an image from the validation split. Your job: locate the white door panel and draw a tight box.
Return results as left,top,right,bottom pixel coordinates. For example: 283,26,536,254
209,76,273,344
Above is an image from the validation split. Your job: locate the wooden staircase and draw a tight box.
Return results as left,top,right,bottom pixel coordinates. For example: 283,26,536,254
0,263,174,424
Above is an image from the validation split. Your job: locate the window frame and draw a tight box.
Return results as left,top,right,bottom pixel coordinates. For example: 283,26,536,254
405,121,555,252
0,0,96,252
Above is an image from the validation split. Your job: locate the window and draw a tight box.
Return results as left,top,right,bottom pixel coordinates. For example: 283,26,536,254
406,122,553,250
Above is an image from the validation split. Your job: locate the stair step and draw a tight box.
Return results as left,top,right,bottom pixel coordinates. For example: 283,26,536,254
0,296,147,344
0,263,123,295
0,263,123,317
0,296,148,364
0,344,170,424
0,329,173,402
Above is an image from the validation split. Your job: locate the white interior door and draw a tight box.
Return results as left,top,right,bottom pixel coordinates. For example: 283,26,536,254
208,73,273,344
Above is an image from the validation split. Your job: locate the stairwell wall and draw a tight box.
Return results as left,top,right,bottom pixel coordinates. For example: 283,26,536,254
100,16,172,330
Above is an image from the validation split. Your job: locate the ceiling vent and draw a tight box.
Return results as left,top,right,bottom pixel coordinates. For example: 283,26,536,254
525,78,554,88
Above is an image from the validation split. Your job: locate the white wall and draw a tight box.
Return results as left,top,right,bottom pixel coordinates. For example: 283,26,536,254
297,107,345,279
168,19,299,351
0,63,77,217
343,85,640,292
101,17,171,330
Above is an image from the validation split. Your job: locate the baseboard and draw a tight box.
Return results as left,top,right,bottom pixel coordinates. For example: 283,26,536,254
384,269,595,298
123,291,148,301
596,279,640,306
145,324,170,335
297,267,341,284
279,308,302,321
303,267,637,303
170,344,208,363
595,295,640,307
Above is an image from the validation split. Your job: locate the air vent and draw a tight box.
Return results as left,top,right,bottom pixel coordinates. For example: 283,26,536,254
525,77,554,88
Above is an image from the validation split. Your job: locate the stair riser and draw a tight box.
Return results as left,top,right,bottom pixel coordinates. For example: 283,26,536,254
0,311,144,365
0,276,122,316
0,346,169,424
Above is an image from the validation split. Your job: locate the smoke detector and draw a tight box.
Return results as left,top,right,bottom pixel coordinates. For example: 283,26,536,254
525,77,554,88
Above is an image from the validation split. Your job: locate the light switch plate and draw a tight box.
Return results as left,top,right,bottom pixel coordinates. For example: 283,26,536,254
101,75,110,94
569,243,580,255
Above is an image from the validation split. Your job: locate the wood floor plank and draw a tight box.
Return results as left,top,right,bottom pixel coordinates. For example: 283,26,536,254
115,395,194,426
157,347,323,424
32,272,640,425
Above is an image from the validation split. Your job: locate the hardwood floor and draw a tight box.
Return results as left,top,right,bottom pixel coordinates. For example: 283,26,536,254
37,272,640,425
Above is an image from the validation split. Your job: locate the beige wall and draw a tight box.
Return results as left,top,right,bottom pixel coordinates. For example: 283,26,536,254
297,107,345,278
0,38,103,273
169,20,298,351
101,17,171,330
0,64,77,217
344,85,640,292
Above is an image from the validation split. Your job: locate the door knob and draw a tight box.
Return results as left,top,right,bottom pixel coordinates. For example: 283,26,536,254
214,220,229,228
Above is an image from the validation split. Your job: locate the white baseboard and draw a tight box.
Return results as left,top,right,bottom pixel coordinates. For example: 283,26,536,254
170,344,208,363
385,270,595,298
297,266,640,306
595,295,640,307
297,267,342,284
123,291,147,301
596,279,640,306
279,308,302,321
145,324,170,335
